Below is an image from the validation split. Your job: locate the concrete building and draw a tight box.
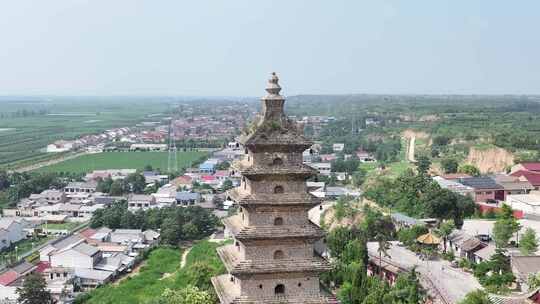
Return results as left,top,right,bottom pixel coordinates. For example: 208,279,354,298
212,73,333,303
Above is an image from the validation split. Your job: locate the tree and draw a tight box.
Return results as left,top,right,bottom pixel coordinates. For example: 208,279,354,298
337,262,369,304
160,216,182,245
459,290,491,304
109,180,124,196
436,220,456,253
441,157,459,174
221,179,234,191
125,173,147,194
384,268,425,304
493,204,521,248
96,177,113,193
16,273,54,304
416,155,431,175
351,168,367,188
519,227,538,255
0,170,10,191
493,219,515,248
459,164,481,176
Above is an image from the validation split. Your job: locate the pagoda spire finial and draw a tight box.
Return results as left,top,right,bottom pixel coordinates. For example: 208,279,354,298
265,72,282,96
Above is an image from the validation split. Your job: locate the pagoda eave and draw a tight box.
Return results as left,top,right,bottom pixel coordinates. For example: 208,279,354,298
228,189,321,206
217,245,332,275
232,162,317,180
223,215,325,240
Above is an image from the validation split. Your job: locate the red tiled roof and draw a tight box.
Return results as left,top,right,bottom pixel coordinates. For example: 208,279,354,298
173,175,192,183
0,271,19,286
520,163,540,172
36,262,51,273
79,228,97,239
214,170,229,177
511,170,540,186
202,175,216,181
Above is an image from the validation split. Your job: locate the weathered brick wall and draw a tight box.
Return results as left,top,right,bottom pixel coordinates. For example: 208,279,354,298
239,240,313,261
244,207,309,226
237,274,321,298
251,151,303,167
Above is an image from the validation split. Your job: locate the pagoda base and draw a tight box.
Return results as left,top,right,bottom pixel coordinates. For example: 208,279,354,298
211,274,339,304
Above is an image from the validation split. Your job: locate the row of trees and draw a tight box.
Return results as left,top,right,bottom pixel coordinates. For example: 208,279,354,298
95,172,148,195
90,201,219,245
363,167,476,227
0,171,68,208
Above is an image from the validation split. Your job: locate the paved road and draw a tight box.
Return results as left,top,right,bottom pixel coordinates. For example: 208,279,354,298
368,242,481,304
308,201,337,227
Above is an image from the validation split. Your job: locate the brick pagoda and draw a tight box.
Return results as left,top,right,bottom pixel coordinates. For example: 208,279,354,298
211,73,335,303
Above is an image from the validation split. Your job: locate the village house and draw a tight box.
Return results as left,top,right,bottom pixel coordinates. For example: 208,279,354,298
127,194,156,211
458,176,504,202
507,194,540,220
356,150,376,162
129,143,167,151
38,190,67,204
309,162,331,176
433,176,474,197
0,261,37,287
50,242,101,269
84,169,136,182
511,255,540,292
170,175,193,189
391,213,425,230
0,217,29,250
64,181,98,194
332,143,345,152
175,191,201,206
199,159,219,173
511,170,540,191
46,140,74,153
511,162,540,174
493,174,534,200
445,230,486,262
143,171,169,185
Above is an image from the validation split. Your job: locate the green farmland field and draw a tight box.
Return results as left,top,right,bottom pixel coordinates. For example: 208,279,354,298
83,241,226,304
0,97,171,169
35,151,208,174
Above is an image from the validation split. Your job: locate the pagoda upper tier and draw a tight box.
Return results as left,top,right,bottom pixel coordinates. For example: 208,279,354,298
238,73,312,153
223,214,325,240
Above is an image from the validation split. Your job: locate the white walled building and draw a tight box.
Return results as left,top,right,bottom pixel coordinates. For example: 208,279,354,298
507,194,540,218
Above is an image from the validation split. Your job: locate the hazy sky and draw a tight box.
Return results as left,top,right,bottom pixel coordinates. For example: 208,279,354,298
1,1,539,96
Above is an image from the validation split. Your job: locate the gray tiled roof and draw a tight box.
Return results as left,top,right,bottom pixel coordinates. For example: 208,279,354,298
175,191,200,201
73,242,99,257
459,176,503,190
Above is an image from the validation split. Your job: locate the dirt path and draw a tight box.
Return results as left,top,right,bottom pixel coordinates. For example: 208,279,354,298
13,151,89,173
180,247,192,268
406,135,416,162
